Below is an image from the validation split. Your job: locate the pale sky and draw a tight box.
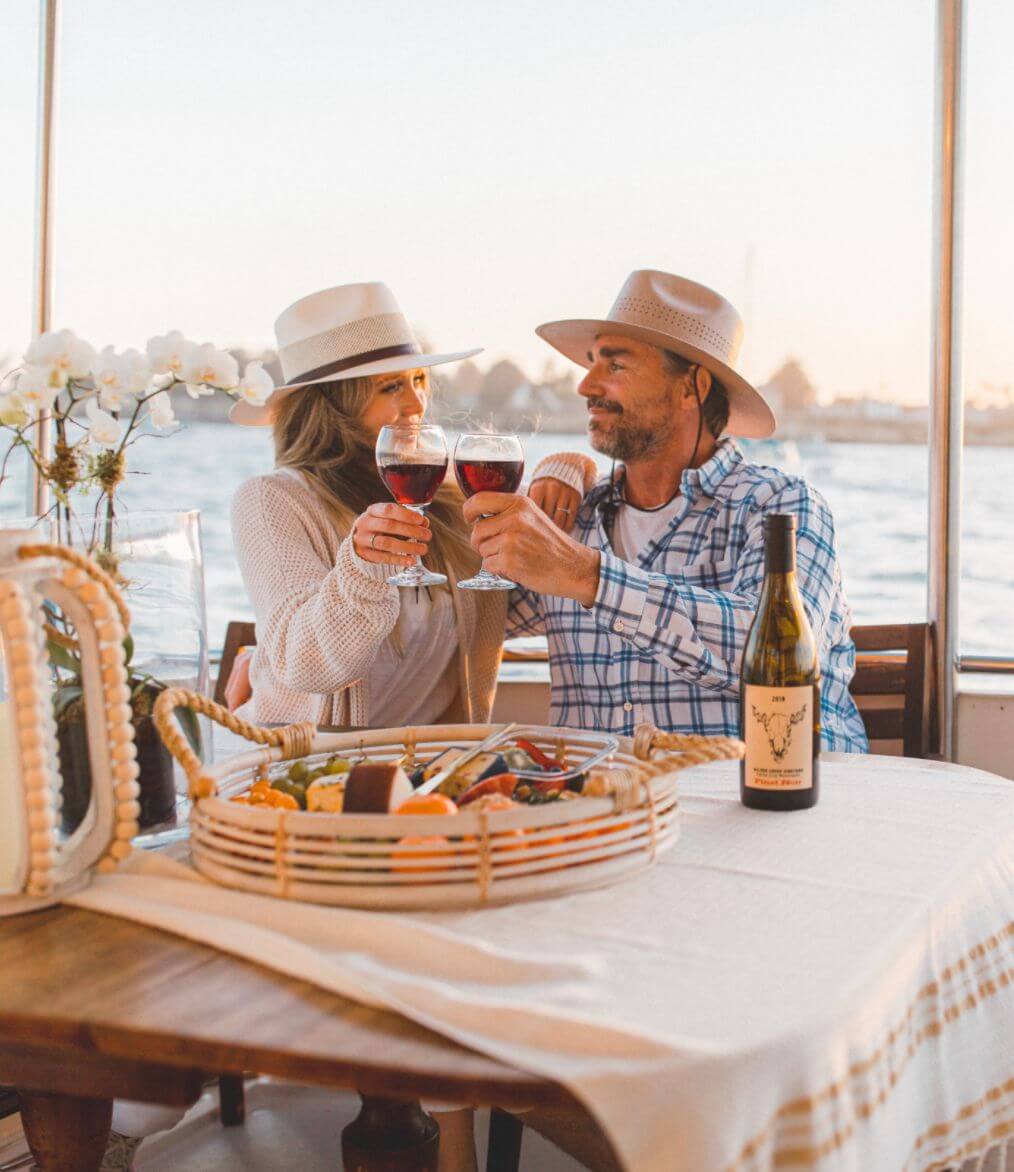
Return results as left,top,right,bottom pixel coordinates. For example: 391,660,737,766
1,0,1010,405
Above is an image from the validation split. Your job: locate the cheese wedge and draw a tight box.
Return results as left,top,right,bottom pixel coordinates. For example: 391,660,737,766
343,762,413,813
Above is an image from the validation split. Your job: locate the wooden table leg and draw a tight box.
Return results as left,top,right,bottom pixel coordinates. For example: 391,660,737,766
17,1090,112,1172
342,1095,439,1172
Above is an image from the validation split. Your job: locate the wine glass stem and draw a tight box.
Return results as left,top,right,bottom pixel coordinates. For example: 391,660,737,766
409,504,427,578
477,512,495,579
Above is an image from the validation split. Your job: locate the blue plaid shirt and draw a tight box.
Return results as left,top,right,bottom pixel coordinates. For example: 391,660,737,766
510,439,868,751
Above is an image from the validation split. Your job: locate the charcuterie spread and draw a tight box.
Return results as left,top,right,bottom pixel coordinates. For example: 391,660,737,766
152,694,744,909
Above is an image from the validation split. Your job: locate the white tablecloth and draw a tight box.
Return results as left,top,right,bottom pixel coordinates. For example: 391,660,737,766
70,754,1014,1171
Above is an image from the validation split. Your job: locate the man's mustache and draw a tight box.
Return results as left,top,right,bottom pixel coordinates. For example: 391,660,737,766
586,398,622,414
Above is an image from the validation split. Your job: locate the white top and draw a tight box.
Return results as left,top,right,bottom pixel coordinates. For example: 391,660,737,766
611,494,682,561
367,586,457,727
230,468,506,728
78,755,1014,1172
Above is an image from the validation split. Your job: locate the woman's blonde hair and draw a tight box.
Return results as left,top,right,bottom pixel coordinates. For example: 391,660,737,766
272,375,479,587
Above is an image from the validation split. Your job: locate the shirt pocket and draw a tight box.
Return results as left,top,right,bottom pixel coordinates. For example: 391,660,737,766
677,557,738,592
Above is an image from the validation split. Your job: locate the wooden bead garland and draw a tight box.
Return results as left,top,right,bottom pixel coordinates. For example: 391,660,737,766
53,559,139,875
1,542,147,901
0,580,58,898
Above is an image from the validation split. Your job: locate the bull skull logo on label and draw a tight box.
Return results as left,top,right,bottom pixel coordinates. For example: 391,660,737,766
751,704,807,762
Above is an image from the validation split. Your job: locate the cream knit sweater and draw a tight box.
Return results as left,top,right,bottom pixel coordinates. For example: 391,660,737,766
230,453,597,728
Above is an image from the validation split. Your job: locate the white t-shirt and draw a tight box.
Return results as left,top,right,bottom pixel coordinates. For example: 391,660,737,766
367,585,458,726
612,495,682,563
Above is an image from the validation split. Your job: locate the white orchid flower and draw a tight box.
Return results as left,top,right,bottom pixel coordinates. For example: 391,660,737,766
24,329,96,386
84,396,123,449
145,331,192,379
235,360,274,405
0,393,29,427
14,365,60,414
148,391,177,431
181,343,239,396
90,346,131,411
121,347,153,397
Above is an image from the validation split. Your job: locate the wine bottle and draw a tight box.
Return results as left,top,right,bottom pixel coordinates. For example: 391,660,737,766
740,514,820,810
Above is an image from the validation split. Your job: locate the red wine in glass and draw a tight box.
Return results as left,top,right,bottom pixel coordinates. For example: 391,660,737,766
453,433,525,590
379,461,448,506
454,458,524,498
375,423,449,588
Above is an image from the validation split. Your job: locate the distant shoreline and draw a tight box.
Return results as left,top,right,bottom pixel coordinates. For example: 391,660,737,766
168,394,1013,446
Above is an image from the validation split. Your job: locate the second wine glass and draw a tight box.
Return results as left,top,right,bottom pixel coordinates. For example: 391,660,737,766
454,432,525,590
376,423,448,588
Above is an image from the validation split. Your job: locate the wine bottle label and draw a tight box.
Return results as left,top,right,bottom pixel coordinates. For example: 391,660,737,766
743,684,814,790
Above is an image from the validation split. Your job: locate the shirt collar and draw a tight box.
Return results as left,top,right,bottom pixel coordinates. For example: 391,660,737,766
591,437,743,513
680,437,743,502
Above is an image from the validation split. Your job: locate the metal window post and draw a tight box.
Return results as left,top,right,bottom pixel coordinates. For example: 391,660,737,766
30,0,59,517
928,0,965,761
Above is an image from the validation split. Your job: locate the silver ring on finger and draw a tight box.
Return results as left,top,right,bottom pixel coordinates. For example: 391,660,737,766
556,506,572,516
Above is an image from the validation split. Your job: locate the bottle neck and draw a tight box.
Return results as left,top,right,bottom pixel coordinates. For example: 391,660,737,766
765,529,797,575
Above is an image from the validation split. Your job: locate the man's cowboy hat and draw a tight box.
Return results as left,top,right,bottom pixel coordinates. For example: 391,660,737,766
231,281,481,426
535,269,775,439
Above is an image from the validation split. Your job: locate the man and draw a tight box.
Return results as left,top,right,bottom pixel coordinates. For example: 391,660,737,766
465,269,867,750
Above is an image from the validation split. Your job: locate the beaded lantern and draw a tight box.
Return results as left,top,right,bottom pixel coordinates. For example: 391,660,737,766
0,532,140,916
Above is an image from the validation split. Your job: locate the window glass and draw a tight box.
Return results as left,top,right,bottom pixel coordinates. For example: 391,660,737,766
0,6,40,517
960,0,1014,658
51,1,933,647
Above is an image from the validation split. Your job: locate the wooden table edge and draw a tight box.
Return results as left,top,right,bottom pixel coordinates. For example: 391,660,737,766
0,1008,570,1111
0,905,577,1112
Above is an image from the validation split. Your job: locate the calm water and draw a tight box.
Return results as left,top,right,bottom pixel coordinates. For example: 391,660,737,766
2,425,1010,656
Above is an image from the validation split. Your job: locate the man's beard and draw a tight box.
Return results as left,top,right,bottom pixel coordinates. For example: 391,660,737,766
587,399,674,461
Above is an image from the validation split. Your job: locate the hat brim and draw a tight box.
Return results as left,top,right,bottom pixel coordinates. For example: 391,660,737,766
230,347,483,426
535,319,776,440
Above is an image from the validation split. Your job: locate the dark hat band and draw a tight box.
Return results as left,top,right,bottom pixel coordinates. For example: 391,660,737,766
290,342,421,386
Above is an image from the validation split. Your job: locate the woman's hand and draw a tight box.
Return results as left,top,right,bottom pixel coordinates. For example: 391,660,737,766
528,477,582,533
351,502,432,565
225,647,253,711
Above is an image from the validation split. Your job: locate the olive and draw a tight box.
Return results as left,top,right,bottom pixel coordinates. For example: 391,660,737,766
324,757,351,775
270,779,306,808
288,761,309,783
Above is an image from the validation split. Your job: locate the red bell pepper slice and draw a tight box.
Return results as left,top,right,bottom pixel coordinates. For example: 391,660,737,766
530,777,567,796
516,738,565,773
458,773,519,806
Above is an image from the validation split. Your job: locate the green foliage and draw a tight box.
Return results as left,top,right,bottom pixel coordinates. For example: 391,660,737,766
48,627,204,763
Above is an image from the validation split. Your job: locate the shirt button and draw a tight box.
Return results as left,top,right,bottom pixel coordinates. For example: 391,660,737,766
623,701,633,712
613,620,625,633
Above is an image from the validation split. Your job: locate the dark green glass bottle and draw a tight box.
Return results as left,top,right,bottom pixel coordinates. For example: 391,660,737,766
740,514,820,810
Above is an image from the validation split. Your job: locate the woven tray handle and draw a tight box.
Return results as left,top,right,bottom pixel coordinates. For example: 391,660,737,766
153,688,314,799
633,724,744,767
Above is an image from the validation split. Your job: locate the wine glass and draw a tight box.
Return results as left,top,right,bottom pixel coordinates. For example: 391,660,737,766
376,423,449,588
453,432,525,590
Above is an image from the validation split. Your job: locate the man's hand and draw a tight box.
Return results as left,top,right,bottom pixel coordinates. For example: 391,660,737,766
462,493,600,606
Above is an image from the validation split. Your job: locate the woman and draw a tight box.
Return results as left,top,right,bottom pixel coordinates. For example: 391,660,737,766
230,279,591,730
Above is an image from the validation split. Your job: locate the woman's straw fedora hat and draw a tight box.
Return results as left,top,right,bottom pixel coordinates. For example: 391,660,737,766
536,269,776,439
231,281,481,426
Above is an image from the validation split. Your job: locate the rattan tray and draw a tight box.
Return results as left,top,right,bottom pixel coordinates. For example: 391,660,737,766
154,697,743,910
